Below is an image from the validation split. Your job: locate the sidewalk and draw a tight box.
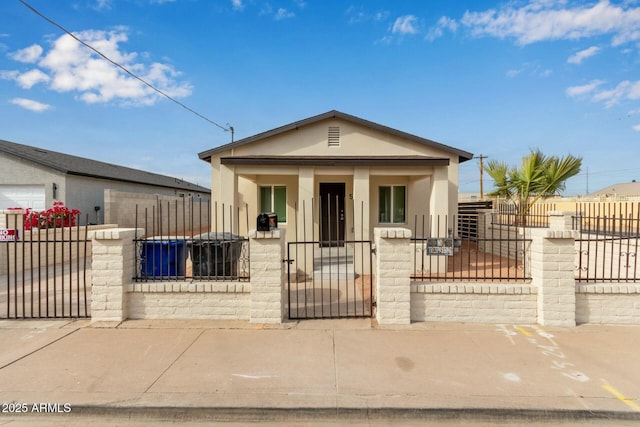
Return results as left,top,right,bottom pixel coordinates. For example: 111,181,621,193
0,318,639,424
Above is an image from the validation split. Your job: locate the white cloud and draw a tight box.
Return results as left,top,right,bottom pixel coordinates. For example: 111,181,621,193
392,15,419,35
0,70,19,80
231,0,244,11
15,69,50,89
633,123,640,132
426,16,458,41
10,98,52,112
566,79,640,107
94,0,112,10
506,62,553,78
4,29,192,106
507,68,522,78
568,46,601,64
566,79,605,97
460,0,640,46
345,6,389,24
592,79,640,106
274,8,295,20
9,44,43,63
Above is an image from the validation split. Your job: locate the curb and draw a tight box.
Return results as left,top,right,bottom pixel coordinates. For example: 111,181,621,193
14,406,640,423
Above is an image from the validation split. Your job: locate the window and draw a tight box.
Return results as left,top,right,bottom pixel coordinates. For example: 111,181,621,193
328,126,340,146
379,185,406,224
260,185,287,222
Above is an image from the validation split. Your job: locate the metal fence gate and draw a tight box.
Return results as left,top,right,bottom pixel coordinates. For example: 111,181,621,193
284,195,375,319
1,212,90,319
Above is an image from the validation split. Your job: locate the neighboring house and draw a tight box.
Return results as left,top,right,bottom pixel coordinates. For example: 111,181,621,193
0,139,210,224
589,182,640,198
198,110,473,242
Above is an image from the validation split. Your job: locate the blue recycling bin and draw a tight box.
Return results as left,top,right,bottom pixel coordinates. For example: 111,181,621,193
141,240,186,278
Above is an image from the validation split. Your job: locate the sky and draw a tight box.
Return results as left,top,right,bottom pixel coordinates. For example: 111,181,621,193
1,0,640,196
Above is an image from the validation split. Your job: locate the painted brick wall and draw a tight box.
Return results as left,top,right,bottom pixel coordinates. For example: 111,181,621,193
375,228,412,324
576,284,640,324
411,283,537,323
127,282,250,320
249,229,286,324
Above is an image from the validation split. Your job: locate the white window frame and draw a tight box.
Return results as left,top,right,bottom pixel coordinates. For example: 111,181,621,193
378,185,406,224
259,185,287,223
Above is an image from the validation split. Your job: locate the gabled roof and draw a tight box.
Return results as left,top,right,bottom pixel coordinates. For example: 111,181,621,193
589,182,640,197
0,139,210,193
198,110,473,163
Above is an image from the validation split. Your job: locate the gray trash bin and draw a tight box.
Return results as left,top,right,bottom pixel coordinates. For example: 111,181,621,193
189,232,243,278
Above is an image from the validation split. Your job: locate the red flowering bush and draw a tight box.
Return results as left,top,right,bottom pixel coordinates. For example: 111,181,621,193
24,202,81,230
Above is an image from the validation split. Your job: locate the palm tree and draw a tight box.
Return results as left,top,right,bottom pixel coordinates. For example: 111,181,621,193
484,149,582,224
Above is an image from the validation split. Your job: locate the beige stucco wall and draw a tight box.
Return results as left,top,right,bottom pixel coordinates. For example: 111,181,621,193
209,116,461,242
231,118,454,158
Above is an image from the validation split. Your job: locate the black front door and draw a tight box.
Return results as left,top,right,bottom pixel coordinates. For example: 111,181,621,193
319,183,345,247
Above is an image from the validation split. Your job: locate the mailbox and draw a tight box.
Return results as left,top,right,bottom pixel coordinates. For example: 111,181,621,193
257,212,277,231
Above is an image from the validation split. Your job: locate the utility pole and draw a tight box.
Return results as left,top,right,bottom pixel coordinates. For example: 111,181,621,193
475,154,488,200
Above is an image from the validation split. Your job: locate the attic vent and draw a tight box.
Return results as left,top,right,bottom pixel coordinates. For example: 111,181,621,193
328,126,340,147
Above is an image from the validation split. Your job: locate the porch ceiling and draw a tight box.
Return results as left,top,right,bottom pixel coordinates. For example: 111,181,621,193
220,155,450,167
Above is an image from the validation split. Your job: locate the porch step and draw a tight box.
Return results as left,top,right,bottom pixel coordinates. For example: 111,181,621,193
313,247,355,279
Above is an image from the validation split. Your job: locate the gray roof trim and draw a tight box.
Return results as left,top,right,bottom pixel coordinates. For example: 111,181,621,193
221,155,450,167
198,110,474,164
0,139,210,193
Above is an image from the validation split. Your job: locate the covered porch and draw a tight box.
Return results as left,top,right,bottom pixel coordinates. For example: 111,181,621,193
214,156,458,244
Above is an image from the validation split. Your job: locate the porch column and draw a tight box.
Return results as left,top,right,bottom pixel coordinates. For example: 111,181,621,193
353,168,370,241
219,163,238,231
429,166,450,236
297,167,315,241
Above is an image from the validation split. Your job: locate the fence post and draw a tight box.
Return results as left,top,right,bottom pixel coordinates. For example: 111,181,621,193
89,228,142,324
531,212,578,327
0,209,25,230
249,228,286,323
374,227,412,324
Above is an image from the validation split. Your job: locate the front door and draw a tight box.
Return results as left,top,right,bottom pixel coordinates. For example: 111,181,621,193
319,183,345,247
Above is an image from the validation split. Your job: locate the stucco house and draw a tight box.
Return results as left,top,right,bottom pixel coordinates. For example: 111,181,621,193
0,139,210,224
198,110,473,243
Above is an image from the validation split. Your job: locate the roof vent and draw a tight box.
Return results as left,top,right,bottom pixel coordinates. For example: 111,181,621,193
328,126,340,147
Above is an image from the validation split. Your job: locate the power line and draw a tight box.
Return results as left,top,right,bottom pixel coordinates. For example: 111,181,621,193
474,154,488,200
17,0,231,133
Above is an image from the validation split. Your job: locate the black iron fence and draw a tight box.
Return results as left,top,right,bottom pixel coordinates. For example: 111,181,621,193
286,198,373,319
458,200,492,240
574,202,640,283
411,213,531,282
494,201,557,228
1,211,90,319
133,199,250,282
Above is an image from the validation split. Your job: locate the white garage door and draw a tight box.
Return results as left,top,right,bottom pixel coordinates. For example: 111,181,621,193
0,185,46,210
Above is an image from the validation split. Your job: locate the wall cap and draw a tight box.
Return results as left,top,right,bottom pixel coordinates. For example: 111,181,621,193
249,228,283,239
0,209,25,215
89,228,144,240
374,227,412,239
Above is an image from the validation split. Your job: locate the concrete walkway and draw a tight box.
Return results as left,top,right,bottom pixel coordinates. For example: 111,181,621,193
0,319,639,424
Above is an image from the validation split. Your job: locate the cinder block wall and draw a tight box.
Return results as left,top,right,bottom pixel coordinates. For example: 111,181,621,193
86,215,640,326
127,283,250,320
411,283,537,323
104,190,210,235
576,284,640,324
